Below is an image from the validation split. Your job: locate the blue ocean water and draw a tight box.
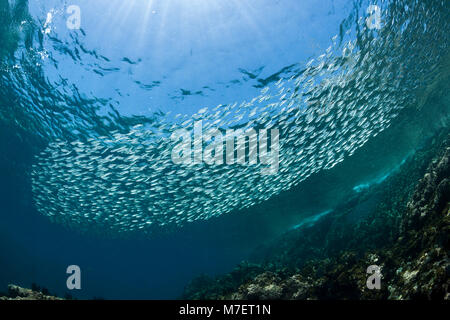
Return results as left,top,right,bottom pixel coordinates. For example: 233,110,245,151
0,0,449,299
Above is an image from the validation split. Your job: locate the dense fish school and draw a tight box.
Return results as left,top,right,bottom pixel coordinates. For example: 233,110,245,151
30,1,448,234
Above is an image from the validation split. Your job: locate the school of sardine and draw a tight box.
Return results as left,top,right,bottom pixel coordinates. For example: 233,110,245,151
29,0,449,235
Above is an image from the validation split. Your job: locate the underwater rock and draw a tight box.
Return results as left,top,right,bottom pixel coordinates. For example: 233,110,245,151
231,272,314,300
0,285,63,300
181,262,266,300
387,148,450,300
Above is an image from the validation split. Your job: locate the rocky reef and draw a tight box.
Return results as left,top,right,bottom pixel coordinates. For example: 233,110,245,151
183,130,450,300
0,285,63,300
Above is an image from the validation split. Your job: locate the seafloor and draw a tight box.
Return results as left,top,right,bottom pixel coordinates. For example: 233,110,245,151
182,129,450,300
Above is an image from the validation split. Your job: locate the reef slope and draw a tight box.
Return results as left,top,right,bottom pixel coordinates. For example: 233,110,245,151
183,131,450,300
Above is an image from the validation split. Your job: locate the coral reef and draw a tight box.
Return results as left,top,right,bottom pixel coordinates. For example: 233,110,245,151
183,131,450,300
0,284,62,300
